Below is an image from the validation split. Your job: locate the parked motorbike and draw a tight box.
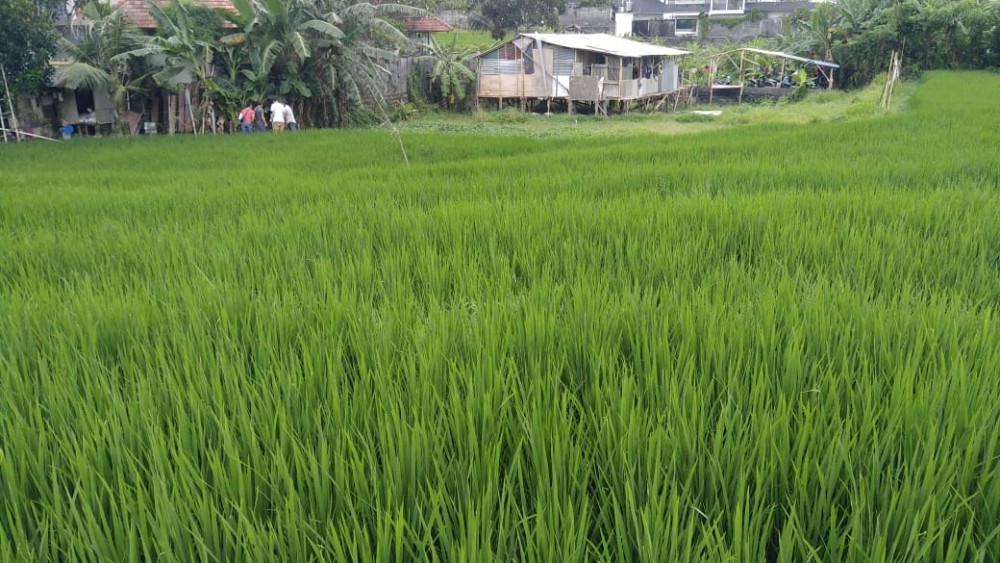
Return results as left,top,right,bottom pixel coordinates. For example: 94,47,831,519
746,75,779,88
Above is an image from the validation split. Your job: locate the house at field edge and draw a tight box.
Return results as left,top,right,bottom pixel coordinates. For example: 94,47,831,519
40,0,236,136
402,15,453,47
474,33,688,113
609,0,820,42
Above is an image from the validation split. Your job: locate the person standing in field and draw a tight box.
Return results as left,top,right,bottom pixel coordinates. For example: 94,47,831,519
238,103,255,133
284,102,297,131
253,101,267,132
270,99,286,132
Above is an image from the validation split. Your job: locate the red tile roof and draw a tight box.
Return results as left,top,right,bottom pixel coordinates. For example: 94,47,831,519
403,16,453,33
117,0,237,29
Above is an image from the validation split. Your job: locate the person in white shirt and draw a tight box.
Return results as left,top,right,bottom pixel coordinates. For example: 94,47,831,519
284,103,298,131
269,100,286,132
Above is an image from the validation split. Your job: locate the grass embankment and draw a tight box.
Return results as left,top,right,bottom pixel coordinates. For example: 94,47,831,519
1,71,999,561
402,75,917,138
435,29,502,52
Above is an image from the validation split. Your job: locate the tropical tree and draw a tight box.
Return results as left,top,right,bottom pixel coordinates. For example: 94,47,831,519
55,2,150,133
0,0,58,96
223,0,344,98
120,0,228,132
0,0,57,138
780,0,1000,87
303,0,422,126
419,35,476,108
780,3,840,61
468,0,567,40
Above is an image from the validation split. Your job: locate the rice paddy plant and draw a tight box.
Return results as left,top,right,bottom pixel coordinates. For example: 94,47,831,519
1,71,1000,561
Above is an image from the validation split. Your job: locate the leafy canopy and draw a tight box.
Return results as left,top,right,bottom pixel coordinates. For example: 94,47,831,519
469,0,567,40
0,0,58,94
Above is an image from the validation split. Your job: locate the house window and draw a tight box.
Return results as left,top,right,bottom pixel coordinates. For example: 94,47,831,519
480,47,523,75
710,0,743,12
675,18,697,35
552,46,575,75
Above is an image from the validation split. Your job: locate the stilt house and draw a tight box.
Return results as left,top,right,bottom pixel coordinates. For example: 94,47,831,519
475,33,688,110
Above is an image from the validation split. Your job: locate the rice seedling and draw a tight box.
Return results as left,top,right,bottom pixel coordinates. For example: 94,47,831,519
1,71,999,561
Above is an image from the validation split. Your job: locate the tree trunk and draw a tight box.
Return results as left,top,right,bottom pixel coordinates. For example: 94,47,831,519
336,91,349,128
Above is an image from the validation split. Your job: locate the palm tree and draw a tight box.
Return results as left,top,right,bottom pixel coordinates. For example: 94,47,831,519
55,2,149,133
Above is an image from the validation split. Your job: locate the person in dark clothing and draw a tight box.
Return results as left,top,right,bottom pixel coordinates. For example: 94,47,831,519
253,102,268,131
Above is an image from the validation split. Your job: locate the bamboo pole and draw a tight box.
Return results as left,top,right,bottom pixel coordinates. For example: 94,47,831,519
168,94,175,134
709,58,715,104
1,63,23,142
185,87,196,134
0,94,7,144
0,126,60,142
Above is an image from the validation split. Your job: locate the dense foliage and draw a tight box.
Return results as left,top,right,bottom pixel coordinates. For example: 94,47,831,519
468,0,567,40
0,0,58,95
54,2,150,133
2,71,1000,561
51,0,422,130
781,0,1000,85
419,36,477,107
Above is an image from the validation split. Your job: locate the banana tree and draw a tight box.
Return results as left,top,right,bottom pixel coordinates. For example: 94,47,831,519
313,0,422,126
117,0,229,133
419,35,476,108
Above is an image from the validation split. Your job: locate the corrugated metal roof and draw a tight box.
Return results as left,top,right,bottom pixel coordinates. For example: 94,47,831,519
742,47,840,68
519,33,689,58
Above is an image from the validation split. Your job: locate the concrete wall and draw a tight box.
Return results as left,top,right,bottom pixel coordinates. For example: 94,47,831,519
559,6,613,32
439,8,613,33
440,8,793,44
704,15,787,42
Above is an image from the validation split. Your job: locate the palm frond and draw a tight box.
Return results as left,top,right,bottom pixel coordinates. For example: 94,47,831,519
259,39,284,75
220,32,248,46
55,62,114,90
289,31,311,60
298,19,345,40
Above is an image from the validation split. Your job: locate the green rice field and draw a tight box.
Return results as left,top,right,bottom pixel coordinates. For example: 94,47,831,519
2,71,1000,561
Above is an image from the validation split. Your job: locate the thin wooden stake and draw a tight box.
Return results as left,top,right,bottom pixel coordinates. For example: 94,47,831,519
0,95,7,144
0,126,60,142
1,63,22,142
373,97,409,167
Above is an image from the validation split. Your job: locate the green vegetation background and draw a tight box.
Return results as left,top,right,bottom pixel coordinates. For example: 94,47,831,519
2,71,1000,561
